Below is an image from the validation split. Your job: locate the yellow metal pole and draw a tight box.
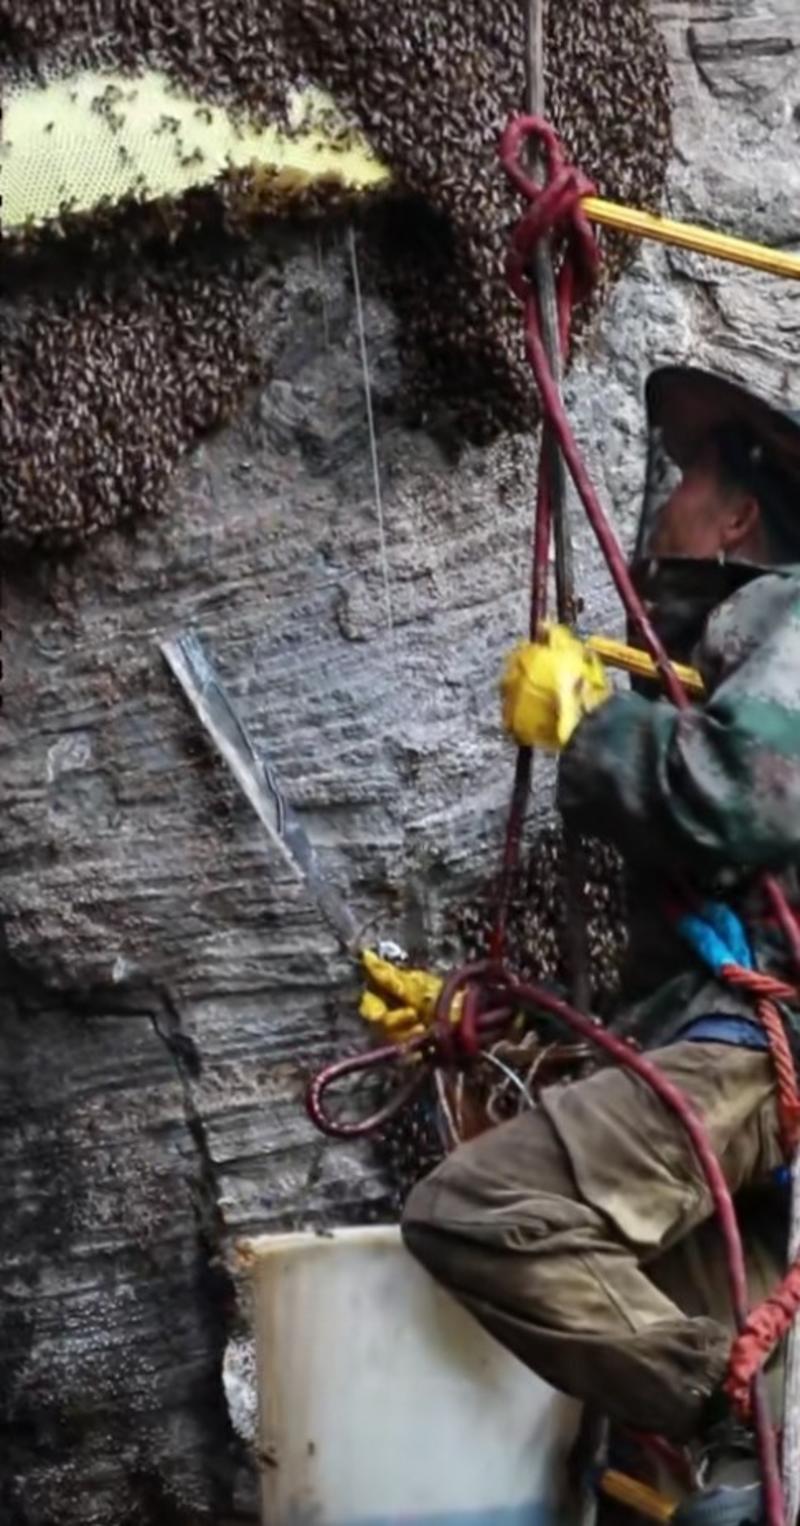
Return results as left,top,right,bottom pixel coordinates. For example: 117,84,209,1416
582,195,800,283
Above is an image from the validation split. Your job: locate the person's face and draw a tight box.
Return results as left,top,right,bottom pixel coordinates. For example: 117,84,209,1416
650,444,763,561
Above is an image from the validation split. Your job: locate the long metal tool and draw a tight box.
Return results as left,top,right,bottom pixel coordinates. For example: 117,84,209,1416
161,632,362,955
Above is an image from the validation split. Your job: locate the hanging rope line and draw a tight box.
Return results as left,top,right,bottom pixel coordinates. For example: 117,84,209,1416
491,4,585,1008
348,224,395,651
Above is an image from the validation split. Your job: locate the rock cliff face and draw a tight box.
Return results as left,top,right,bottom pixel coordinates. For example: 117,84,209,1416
1,3,799,1521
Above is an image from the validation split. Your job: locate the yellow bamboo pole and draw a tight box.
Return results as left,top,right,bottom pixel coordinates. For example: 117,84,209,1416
582,195,800,282
586,634,705,697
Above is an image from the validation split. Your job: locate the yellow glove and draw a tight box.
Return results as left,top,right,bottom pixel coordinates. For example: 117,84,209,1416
501,625,610,751
360,949,452,1043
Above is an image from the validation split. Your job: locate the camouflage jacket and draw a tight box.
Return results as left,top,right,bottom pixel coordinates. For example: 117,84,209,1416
558,567,800,1048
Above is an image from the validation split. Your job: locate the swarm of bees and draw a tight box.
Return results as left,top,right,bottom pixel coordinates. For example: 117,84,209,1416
0,0,671,549
455,827,628,1016
1,256,258,549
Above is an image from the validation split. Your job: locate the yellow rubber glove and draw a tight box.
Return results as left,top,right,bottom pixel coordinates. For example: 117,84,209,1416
501,625,611,751
360,949,452,1043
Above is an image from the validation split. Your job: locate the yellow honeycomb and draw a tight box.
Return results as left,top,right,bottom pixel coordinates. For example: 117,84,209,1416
1,70,390,231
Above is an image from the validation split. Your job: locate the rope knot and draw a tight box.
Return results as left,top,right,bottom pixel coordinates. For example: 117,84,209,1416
499,115,599,310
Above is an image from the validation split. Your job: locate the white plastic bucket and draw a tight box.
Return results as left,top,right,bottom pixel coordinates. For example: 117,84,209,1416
243,1224,580,1526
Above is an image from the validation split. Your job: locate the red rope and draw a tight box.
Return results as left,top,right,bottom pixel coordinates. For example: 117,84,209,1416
489,134,577,961
727,1263,800,1417
490,116,682,958
717,963,800,1417
497,116,692,710
719,966,800,1158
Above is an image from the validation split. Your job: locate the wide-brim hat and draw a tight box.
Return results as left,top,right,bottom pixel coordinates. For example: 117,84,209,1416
645,366,800,487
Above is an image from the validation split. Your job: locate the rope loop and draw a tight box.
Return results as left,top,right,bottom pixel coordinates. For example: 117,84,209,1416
499,114,599,309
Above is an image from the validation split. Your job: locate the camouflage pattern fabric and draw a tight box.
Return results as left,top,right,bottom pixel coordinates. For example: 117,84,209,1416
559,566,800,1048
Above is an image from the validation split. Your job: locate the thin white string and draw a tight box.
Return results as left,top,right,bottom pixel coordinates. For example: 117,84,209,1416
347,223,394,649
434,1069,460,1150
483,1049,535,1118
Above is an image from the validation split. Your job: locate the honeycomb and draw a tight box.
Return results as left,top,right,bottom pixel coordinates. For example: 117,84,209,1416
1,71,388,232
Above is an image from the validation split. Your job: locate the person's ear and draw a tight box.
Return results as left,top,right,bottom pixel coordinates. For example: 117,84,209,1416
721,494,761,553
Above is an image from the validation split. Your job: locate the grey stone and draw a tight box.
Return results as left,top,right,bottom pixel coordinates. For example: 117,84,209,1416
690,12,799,98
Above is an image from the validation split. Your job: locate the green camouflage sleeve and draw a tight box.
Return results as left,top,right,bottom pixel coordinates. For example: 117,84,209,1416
558,572,800,878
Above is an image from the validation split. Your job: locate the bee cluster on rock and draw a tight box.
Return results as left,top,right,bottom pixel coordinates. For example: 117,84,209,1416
1,0,671,551
374,1083,450,1219
1,249,258,550
455,826,628,1016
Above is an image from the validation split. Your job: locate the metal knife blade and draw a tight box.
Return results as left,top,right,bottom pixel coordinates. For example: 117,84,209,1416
161,632,362,955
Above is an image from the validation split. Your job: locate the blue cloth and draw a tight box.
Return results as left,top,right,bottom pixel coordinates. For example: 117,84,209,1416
676,899,755,977
676,1012,768,1051
674,906,766,1046
672,902,767,1047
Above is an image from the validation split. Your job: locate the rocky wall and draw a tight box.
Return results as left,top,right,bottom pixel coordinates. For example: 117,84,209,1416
1,3,799,1521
